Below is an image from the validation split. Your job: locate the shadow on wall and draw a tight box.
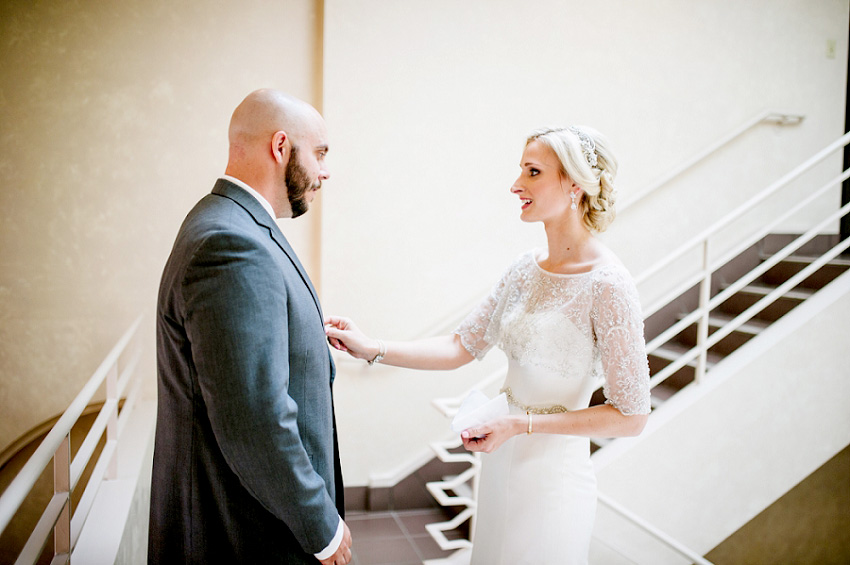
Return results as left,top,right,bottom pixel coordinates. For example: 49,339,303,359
707,445,850,564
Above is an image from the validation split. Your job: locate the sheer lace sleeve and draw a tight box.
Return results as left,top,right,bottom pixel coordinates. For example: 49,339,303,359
454,263,515,360
592,269,651,415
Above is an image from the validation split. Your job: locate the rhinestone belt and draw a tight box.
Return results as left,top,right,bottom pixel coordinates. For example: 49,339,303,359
501,387,569,415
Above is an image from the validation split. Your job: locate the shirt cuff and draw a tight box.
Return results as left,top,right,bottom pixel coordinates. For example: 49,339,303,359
314,516,344,561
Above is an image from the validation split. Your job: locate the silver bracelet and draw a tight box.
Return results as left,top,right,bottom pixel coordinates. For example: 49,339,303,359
367,339,386,365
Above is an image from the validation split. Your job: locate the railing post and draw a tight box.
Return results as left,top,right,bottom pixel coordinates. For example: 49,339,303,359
106,363,118,480
695,239,711,384
54,435,71,560
470,453,480,542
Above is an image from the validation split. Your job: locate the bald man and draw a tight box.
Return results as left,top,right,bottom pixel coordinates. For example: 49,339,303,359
149,90,351,564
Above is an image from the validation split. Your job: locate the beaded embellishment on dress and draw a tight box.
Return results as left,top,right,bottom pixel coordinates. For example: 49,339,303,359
501,387,568,414
456,250,651,416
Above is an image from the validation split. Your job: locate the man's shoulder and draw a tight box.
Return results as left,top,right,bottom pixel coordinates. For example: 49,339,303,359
163,196,269,272
180,192,258,236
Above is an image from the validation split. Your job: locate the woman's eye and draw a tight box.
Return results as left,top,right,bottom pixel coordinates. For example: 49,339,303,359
529,168,540,176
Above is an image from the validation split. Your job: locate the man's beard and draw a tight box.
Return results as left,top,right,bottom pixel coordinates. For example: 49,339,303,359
286,145,318,219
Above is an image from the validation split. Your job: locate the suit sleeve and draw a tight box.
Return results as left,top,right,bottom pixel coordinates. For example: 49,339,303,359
181,229,339,554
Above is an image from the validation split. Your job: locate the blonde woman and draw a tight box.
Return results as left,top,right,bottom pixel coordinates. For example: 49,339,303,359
326,126,651,564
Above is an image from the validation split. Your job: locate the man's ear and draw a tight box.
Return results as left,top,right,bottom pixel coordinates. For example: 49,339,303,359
271,130,288,163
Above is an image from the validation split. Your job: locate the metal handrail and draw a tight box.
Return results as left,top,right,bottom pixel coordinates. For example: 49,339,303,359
597,493,714,565
642,130,849,386
0,315,144,564
648,222,850,390
647,191,850,389
620,110,803,211
635,131,850,287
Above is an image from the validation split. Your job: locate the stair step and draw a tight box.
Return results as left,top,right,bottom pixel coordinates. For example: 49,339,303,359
650,344,723,366
643,237,847,412
650,386,675,406
759,253,850,268
716,282,811,322
674,312,769,335
757,254,850,290
739,283,813,301
705,313,769,335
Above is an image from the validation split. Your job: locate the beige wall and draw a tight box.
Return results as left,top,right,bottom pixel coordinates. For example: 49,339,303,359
0,0,323,454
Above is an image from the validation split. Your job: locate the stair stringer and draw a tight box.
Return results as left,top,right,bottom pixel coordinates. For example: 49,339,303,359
588,268,850,565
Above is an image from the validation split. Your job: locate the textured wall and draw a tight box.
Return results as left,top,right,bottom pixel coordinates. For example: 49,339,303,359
0,0,322,454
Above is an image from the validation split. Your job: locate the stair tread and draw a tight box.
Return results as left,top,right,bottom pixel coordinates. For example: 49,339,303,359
674,312,770,335
738,283,813,300
650,343,724,365
644,239,846,411
759,253,850,268
705,313,769,334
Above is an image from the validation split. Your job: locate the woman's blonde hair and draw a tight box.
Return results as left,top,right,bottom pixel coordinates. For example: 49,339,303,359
526,125,618,233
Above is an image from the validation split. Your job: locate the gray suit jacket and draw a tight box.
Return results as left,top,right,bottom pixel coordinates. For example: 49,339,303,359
149,179,343,564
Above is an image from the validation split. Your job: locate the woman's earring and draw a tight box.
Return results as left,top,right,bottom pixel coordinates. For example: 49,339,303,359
570,192,578,211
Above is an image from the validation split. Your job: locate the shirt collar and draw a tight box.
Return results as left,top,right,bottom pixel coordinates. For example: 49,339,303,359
220,175,277,220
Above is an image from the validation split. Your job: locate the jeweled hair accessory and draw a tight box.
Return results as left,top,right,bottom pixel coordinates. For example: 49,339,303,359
569,126,597,168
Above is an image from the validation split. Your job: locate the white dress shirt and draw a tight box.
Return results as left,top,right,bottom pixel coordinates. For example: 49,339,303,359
221,175,277,220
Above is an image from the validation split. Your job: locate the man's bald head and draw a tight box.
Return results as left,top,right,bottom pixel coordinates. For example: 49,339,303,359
224,90,329,219
228,89,319,148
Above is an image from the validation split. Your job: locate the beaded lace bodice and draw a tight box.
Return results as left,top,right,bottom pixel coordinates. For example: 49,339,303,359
456,250,651,416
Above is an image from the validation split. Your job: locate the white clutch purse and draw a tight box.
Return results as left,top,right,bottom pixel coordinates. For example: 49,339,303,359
450,389,509,434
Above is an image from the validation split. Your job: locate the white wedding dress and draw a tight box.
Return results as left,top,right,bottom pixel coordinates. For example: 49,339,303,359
455,250,651,565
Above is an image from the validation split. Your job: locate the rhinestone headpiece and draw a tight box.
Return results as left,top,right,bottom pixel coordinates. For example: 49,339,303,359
569,126,597,168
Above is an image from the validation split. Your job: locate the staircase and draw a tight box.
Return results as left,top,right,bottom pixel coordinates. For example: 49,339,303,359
641,234,850,414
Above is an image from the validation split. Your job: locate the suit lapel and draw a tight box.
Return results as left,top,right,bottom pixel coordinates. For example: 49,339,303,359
211,179,324,321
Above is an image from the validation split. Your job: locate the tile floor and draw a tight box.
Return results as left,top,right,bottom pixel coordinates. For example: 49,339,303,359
347,508,464,565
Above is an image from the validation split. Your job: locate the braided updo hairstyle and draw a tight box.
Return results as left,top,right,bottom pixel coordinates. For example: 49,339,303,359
526,125,618,233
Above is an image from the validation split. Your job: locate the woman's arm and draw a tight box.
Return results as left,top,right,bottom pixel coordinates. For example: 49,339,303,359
325,316,474,371
461,404,648,453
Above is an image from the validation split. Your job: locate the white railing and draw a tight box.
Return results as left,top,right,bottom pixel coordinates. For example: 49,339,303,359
642,130,850,388
0,316,145,565
424,367,505,552
598,493,714,565
424,436,479,552
619,109,804,211
424,127,850,563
